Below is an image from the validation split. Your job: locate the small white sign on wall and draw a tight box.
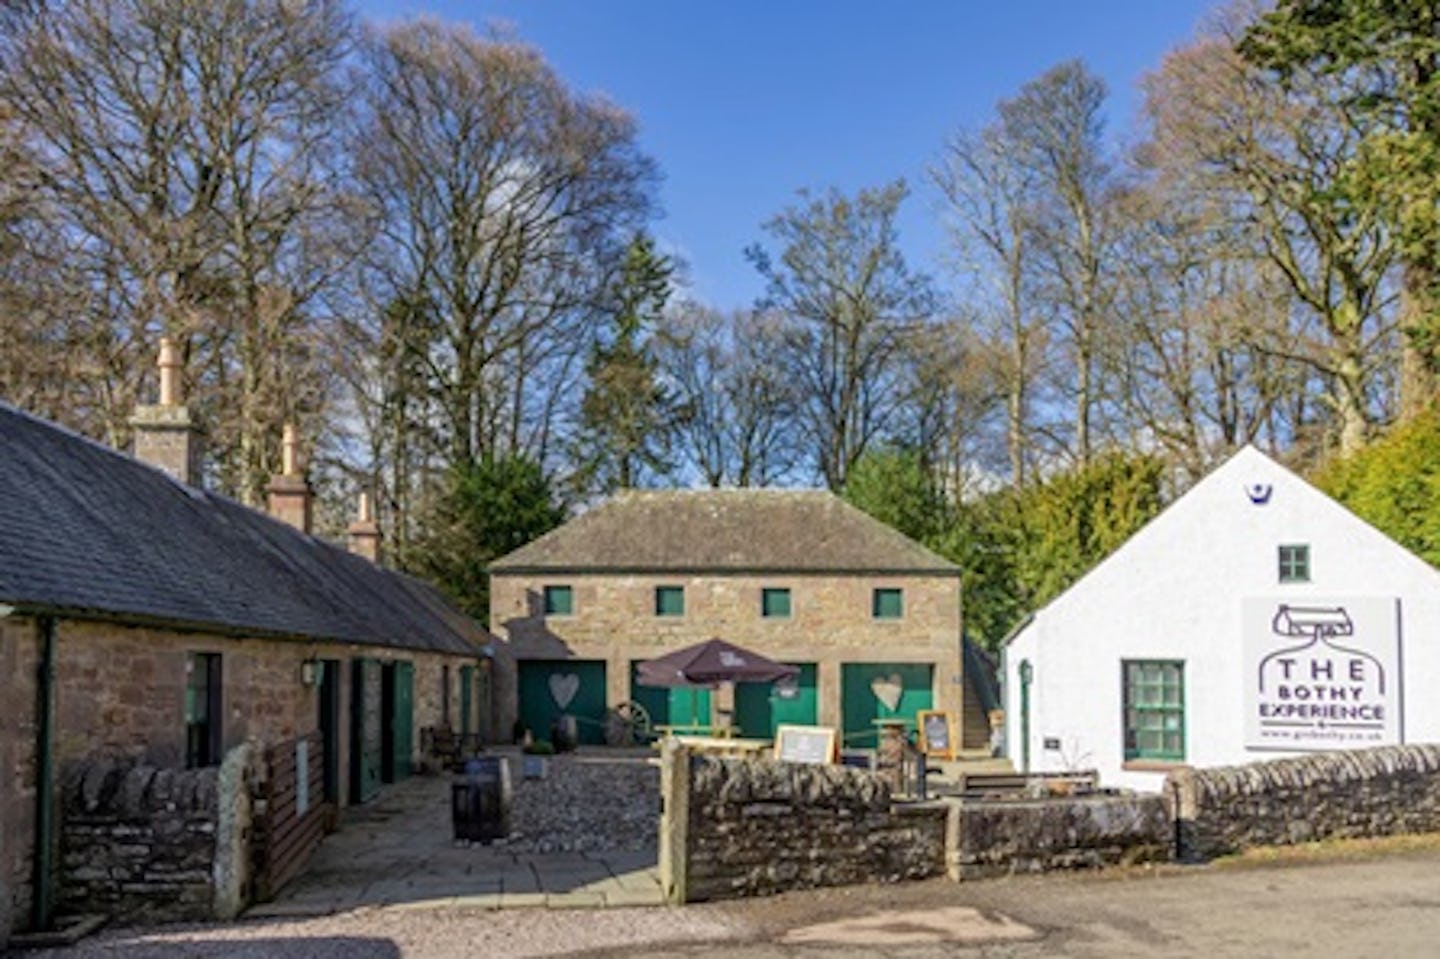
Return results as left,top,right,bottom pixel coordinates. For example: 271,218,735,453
1243,597,1401,751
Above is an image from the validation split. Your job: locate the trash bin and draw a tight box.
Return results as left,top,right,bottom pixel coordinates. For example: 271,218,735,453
451,756,511,842
550,714,578,753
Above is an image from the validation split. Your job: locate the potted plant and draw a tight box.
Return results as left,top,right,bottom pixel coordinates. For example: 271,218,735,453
522,739,554,780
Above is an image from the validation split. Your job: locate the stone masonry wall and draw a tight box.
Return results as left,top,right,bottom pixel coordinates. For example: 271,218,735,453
0,616,40,949
663,747,947,902
950,795,1171,879
58,760,223,921
492,571,963,736
1167,744,1440,860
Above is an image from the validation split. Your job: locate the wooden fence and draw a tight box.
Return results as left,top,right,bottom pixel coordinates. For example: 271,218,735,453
254,731,329,900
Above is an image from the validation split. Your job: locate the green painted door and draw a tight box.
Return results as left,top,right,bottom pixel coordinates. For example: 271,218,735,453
630,661,711,731
733,663,818,739
841,663,934,749
518,660,607,745
460,665,475,735
391,661,414,780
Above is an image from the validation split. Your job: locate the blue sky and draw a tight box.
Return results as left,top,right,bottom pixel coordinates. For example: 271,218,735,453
357,1,1218,310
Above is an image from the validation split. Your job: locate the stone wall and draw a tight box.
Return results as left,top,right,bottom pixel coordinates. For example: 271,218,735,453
950,794,1171,879
0,615,40,950
491,571,963,734
1167,744,1440,860
659,743,947,902
57,748,252,922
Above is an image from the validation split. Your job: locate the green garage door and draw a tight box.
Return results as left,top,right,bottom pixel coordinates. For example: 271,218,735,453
630,661,711,730
841,663,934,749
518,660,607,745
734,663,818,739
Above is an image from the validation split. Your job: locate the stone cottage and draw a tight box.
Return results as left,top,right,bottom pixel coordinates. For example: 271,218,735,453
488,489,978,750
0,344,493,945
1004,445,1440,792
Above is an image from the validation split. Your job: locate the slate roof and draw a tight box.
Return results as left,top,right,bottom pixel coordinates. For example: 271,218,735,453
489,489,960,575
0,402,486,655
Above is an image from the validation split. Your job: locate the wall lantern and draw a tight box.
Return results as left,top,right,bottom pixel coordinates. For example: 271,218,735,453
300,658,319,687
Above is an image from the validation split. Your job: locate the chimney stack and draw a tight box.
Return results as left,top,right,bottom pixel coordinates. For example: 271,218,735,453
131,336,204,486
266,423,313,534
347,489,383,564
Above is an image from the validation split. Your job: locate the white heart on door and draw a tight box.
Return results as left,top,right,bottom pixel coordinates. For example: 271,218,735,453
549,673,580,710
870,673,903,712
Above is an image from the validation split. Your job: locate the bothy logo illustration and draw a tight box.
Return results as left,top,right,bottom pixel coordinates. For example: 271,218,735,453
1243,598,1401,750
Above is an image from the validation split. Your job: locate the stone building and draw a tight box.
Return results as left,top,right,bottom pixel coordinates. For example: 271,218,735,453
0,346,492,944
489,490,973,749
1004,445,1440,792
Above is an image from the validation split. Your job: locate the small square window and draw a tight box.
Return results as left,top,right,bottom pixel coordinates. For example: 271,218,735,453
872,588,904,619
655,586,685,617
542,585,574,616
1279,544,1310,583
761,587,791,619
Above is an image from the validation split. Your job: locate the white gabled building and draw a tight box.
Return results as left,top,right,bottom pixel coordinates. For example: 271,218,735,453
1003,445,1440,792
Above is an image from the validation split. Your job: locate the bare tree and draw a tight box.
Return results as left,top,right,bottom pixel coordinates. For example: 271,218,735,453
747,181,938,490
658,303,798,487
348,18,656,502
1,0,358,501
1143,16,1399,456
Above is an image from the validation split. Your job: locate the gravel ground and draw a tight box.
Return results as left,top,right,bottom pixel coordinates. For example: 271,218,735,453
505,753,658,854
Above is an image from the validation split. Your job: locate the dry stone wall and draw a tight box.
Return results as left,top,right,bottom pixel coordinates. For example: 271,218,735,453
667,749,947,901
1167,744,1440,860
951,794,1171,879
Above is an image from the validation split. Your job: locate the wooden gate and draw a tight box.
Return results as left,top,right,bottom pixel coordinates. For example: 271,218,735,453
254,731,329,900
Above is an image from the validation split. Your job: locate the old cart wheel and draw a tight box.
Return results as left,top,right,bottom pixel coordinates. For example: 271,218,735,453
605,699,653,745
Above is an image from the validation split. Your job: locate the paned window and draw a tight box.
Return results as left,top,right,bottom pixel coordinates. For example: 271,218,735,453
543,585,574,616
1279,544,1310,583
185,652,223,768
872,588,904,619
1123,660,1184,762
761,587,792,619
655,586,685,617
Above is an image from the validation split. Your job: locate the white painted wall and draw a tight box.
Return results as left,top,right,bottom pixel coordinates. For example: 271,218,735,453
1004,446,1440,793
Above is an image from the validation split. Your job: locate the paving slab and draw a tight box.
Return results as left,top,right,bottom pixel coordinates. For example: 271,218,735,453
546,892,607,909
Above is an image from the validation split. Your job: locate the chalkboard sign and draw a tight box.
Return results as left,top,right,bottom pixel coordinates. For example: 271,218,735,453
918,710,954,761
773,724,837,765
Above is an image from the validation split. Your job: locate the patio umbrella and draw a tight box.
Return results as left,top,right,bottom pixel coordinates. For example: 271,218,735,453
634,638,799,688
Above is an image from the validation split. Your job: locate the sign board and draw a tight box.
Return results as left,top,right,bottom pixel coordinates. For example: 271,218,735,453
917,709,954,760
1243,597,1401,751
773,724,837,765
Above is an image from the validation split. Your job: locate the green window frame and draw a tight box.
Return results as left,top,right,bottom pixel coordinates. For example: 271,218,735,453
655,585,685,617
1278,544,1310,583
761,587,791,619
1123,660,1184,762
542,584,574,616
872,588,904,620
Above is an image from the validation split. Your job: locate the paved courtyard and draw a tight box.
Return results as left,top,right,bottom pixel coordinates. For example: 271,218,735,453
249,751,663,915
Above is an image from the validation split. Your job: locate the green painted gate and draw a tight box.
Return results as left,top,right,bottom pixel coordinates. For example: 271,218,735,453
518,660,607,745
840,662,934,749
460,665,475,735
734,663,818,739
630,662,711,730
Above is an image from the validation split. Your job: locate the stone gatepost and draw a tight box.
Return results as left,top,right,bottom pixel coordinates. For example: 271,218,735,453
658,740,691,905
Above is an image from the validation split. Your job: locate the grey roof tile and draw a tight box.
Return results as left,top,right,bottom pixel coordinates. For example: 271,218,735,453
0,402,487,655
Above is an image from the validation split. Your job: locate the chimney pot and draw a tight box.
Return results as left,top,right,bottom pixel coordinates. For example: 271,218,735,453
158,336,182,406
281,423,301,476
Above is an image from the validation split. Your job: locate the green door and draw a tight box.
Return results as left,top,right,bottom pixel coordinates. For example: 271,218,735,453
383,662,411,783
630,661,711,731
518,660,608,745
734,663,818,739
841,663,934,749
460,665,475,736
